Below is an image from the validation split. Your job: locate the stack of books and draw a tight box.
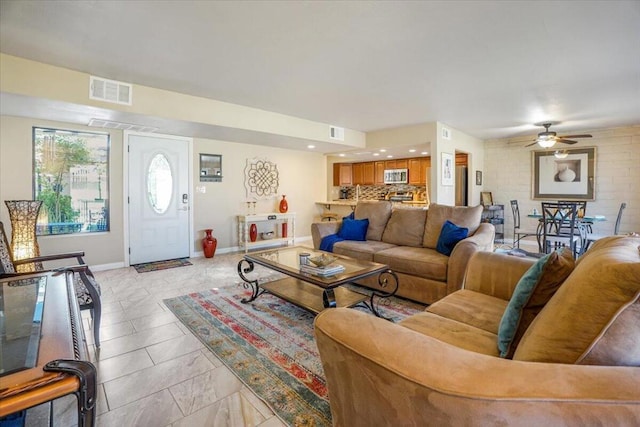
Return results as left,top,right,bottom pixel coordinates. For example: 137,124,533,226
300,264,345,276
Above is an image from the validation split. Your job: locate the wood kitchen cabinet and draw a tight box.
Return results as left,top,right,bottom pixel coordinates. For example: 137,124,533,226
333,163,352,186
408,158,422,185
352,163,364,185
374,161,385,185
362,162,374,185
384,160,396,170
395,159,408,169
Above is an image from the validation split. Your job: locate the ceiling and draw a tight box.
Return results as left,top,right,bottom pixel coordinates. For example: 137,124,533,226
1,1,639,156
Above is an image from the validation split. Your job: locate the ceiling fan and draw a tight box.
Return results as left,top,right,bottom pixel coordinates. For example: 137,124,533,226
526,122,592,148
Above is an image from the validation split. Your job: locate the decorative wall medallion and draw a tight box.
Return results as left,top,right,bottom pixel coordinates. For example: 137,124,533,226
244,158,279,199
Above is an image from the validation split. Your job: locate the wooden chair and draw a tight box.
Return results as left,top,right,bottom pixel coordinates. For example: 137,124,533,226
509,200,538,248
0,221,101,348
541,201,581,257
583,202,626,252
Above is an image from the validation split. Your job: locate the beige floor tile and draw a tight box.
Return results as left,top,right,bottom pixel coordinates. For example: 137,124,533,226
240,386,275,419
97,389,184,427
258,416,288,427
96,322,185,360
86,319,135,346
97,383,109,415
171,391,266,427
146,333,205,364
130,309,178,332
96,348,154,383
103,350,215,409
200,348,225,368
169,366,244,415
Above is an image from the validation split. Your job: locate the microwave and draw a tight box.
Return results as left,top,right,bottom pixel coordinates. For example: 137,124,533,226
384,168,408,184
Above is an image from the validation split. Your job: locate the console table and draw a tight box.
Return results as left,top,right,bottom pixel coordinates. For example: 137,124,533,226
0,271,96,426
237,212,295,253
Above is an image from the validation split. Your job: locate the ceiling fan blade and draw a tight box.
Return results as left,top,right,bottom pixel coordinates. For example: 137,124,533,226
558,134,592,139
525,141,539,147
558,139,578,144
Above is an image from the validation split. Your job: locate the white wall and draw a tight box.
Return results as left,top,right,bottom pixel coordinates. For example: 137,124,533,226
484,125,640,242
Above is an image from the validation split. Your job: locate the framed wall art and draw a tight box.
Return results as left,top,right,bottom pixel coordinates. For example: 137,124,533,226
532,147,596,201
441,152,454,186
475,170,482,186
481,192,493,206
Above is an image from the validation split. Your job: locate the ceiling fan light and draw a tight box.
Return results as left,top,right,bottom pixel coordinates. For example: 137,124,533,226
537,138,556,148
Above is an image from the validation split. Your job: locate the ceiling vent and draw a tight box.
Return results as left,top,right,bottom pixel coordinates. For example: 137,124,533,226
89,76,132,105
329,125,345,141
441,127,451,140
88,118,157,133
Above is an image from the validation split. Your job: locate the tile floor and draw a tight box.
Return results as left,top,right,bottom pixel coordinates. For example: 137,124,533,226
39,253,289,427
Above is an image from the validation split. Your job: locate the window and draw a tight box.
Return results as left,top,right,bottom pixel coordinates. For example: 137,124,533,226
33,127,110,235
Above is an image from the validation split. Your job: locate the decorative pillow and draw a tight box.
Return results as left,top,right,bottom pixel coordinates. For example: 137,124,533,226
497,247,574,358
338,218,369,241
423,204,483,248
435,220,468,256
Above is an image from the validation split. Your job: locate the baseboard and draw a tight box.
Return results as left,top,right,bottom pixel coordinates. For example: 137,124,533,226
91,262,126,271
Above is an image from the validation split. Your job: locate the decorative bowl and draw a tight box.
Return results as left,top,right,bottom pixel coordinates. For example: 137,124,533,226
260,231,275,240
309,254,337,267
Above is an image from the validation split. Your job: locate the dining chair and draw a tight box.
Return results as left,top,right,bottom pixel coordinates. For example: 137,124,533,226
540,201,581,257
509,200,538,248
583,202,627,252
0,221,101,348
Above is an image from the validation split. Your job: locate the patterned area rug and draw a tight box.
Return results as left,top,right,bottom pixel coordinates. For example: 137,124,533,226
163,283,424,426
132,258,192,273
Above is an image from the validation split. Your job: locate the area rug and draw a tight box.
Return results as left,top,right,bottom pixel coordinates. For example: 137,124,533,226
132,258,192,273
163,283,425,426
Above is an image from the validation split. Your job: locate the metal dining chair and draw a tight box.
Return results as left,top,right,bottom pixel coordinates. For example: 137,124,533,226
583,202,627,252
541,201,581,257
510,200,538,248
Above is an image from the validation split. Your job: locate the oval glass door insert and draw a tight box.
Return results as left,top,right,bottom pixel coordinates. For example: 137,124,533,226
147,153,173,214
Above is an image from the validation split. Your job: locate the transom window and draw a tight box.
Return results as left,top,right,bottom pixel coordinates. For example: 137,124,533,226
33,127,110,235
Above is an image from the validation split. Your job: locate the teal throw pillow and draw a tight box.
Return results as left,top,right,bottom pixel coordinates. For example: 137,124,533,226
497,248,574,358
436,220,469,256
338,218,369,241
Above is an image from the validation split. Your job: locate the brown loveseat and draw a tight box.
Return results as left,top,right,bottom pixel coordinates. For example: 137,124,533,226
314,236,640,425
311,201,495,304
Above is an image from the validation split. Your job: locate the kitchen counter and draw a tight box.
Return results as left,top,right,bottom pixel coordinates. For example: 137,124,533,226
317,199,428,209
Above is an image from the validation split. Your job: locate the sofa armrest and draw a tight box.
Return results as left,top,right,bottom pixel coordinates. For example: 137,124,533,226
446,223,495,294
311,221,341,249
463,251,537,300
315,309,640,426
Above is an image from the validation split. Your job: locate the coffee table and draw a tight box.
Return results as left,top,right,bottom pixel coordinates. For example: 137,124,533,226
237,246,398,318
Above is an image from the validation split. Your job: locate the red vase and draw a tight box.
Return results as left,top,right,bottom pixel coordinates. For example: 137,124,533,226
279,195,288,213
282,222,288,238
249,223,258,242
202,229,217,258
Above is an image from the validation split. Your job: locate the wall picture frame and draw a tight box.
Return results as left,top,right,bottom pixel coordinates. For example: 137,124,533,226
532,147,596,201
441,152,454,186
481,191,493,206
475,170,482,186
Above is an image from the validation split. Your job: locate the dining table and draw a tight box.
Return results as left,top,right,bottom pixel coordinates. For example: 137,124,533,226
526,213,606,254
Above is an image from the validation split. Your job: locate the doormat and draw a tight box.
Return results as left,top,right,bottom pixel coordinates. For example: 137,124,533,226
163,284,425,426
132,258,192,273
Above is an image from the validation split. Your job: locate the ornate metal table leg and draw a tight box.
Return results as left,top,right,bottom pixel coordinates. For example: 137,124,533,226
237,259,265,303
361,269,399,321
323,288,337,308
43,359,96,427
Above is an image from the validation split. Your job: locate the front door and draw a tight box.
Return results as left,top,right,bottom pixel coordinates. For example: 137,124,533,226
128,133,191,265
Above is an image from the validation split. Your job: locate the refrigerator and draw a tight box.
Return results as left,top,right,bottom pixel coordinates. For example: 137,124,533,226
455,166,467,206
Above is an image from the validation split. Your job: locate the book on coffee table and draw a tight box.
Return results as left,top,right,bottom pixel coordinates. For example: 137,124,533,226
300,264,346,276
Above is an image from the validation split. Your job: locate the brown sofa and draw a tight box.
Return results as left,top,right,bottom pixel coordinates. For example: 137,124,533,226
314,236,640,425
311,201,495,304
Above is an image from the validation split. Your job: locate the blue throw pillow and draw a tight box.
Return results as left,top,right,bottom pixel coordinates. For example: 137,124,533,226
435,220,469,256
338,218,369,241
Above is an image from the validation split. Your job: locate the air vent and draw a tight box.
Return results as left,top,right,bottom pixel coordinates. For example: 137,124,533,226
442,127,451,140
89,76,132,105
329,126,345,141
88,118,157,133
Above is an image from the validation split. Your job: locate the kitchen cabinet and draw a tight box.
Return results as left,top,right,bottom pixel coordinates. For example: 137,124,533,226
352,163,364,185
374,161,385,185
384,160,396,170
362,162,374,185
333,163,352,186
395,159,408,169
408,159,422,185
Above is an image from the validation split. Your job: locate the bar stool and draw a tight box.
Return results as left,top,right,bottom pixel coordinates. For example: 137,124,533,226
321,212,339,221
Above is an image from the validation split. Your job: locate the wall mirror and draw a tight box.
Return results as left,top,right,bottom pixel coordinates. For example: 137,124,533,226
200,154,222,182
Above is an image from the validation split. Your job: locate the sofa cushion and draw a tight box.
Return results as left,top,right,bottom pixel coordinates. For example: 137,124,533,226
436,220,469,256
381,208,427,247
497,247,574,358
373,246,448,282
355,201,392,241
333,240,397,262
514,236,640,365
427,289,509,335
400,311,500,357
338,218,369,241
423,204,483,249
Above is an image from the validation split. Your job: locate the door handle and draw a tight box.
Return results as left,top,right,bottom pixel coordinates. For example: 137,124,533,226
182,193,189,204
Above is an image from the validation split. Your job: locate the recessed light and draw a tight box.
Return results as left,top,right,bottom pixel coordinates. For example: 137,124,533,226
379,149,387,152
421,151,428,155
307,145,315,149
339,153,345,157
409,149,416,153
373,153,380,156
387,155,393,158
